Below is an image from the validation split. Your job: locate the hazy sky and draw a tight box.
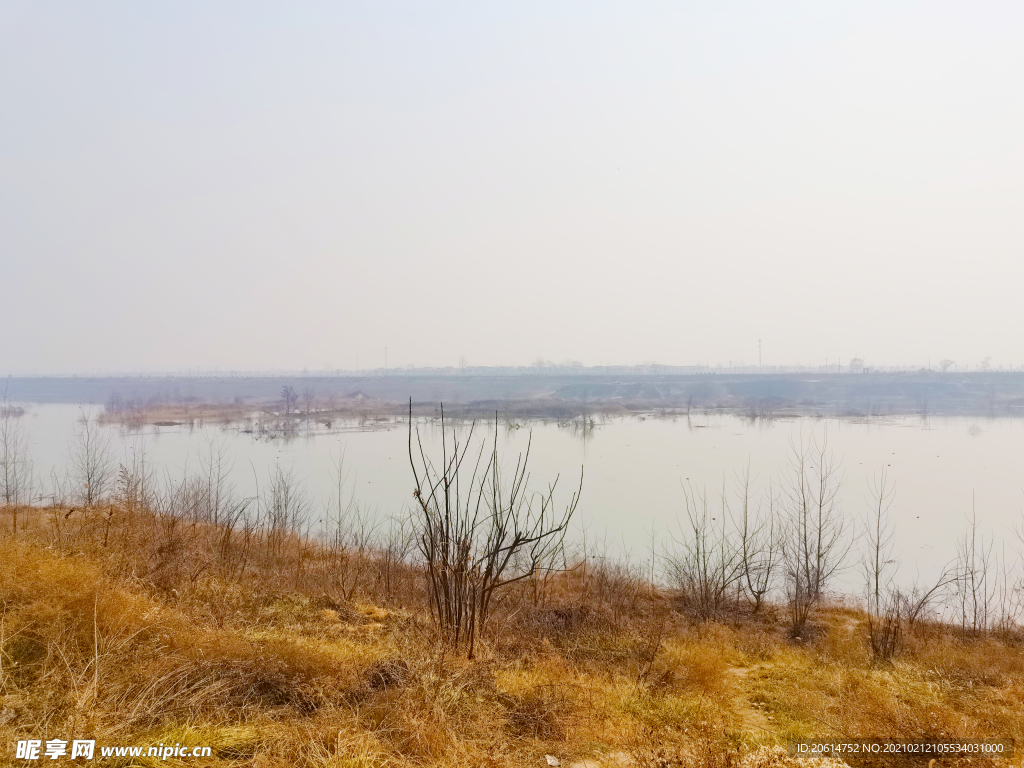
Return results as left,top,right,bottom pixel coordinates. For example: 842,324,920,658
2,2,1022,373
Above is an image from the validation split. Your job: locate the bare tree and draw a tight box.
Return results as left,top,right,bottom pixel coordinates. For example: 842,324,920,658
68,411,115,506
952,501,996,635
1,390,34,531
106,391,123,415
736,469,780,613
281,386,299,416
667,480,743,620
409,401,581,658
781,432,851,635
859,482,958,654
895,572,955,634
860,468,903,659
862,468,897,616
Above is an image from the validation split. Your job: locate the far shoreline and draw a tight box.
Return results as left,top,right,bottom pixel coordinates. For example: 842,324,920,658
4,370,1023,424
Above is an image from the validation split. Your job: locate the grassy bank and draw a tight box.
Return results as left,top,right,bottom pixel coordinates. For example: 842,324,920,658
1,505,1022,767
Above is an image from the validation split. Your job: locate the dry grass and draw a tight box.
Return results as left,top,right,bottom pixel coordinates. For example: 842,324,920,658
2,504,1023,767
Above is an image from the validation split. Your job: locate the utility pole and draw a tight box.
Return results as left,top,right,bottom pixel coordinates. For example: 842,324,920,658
758,339,762,373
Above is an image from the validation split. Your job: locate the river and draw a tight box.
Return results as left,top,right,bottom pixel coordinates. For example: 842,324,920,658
9,403,1024,590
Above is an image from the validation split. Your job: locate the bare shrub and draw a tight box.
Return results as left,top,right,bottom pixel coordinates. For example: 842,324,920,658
320,447,379,600
736,468,780,612
861,467,901,660
780,432,850,636
1,389,34,531
376,509,417,604
68,411,115,506
859,468,958,658
570,529,649,625
281,385,299,415
900,574,952,632
409,401,580,658
867,590,904,662
952,504,996,635
667,482,742,620
504,685,569,740
265,464,310,557
363,658,413,691
191,440,252,571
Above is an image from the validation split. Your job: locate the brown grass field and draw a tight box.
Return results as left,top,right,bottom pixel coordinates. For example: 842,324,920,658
1,504,1022,767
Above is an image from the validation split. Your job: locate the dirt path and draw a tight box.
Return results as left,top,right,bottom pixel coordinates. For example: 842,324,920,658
728,665,774,732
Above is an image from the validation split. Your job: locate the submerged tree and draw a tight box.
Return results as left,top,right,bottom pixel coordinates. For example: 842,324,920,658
281,386,299,415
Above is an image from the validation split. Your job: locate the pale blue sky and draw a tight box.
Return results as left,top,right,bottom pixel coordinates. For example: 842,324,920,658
2,2,1022,373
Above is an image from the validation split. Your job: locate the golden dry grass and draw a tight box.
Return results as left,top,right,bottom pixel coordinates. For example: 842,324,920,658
1,505,1023,767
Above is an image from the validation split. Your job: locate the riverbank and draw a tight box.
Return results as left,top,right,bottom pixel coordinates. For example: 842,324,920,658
1,504,1020,767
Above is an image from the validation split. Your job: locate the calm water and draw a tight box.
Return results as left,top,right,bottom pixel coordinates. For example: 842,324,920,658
12,404,1024,587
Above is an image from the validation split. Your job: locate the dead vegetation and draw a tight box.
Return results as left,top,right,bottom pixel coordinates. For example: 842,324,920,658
0,496,1022,768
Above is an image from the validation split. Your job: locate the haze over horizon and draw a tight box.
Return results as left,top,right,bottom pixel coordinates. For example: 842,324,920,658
3,2,1022,375
1,358,1018,378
